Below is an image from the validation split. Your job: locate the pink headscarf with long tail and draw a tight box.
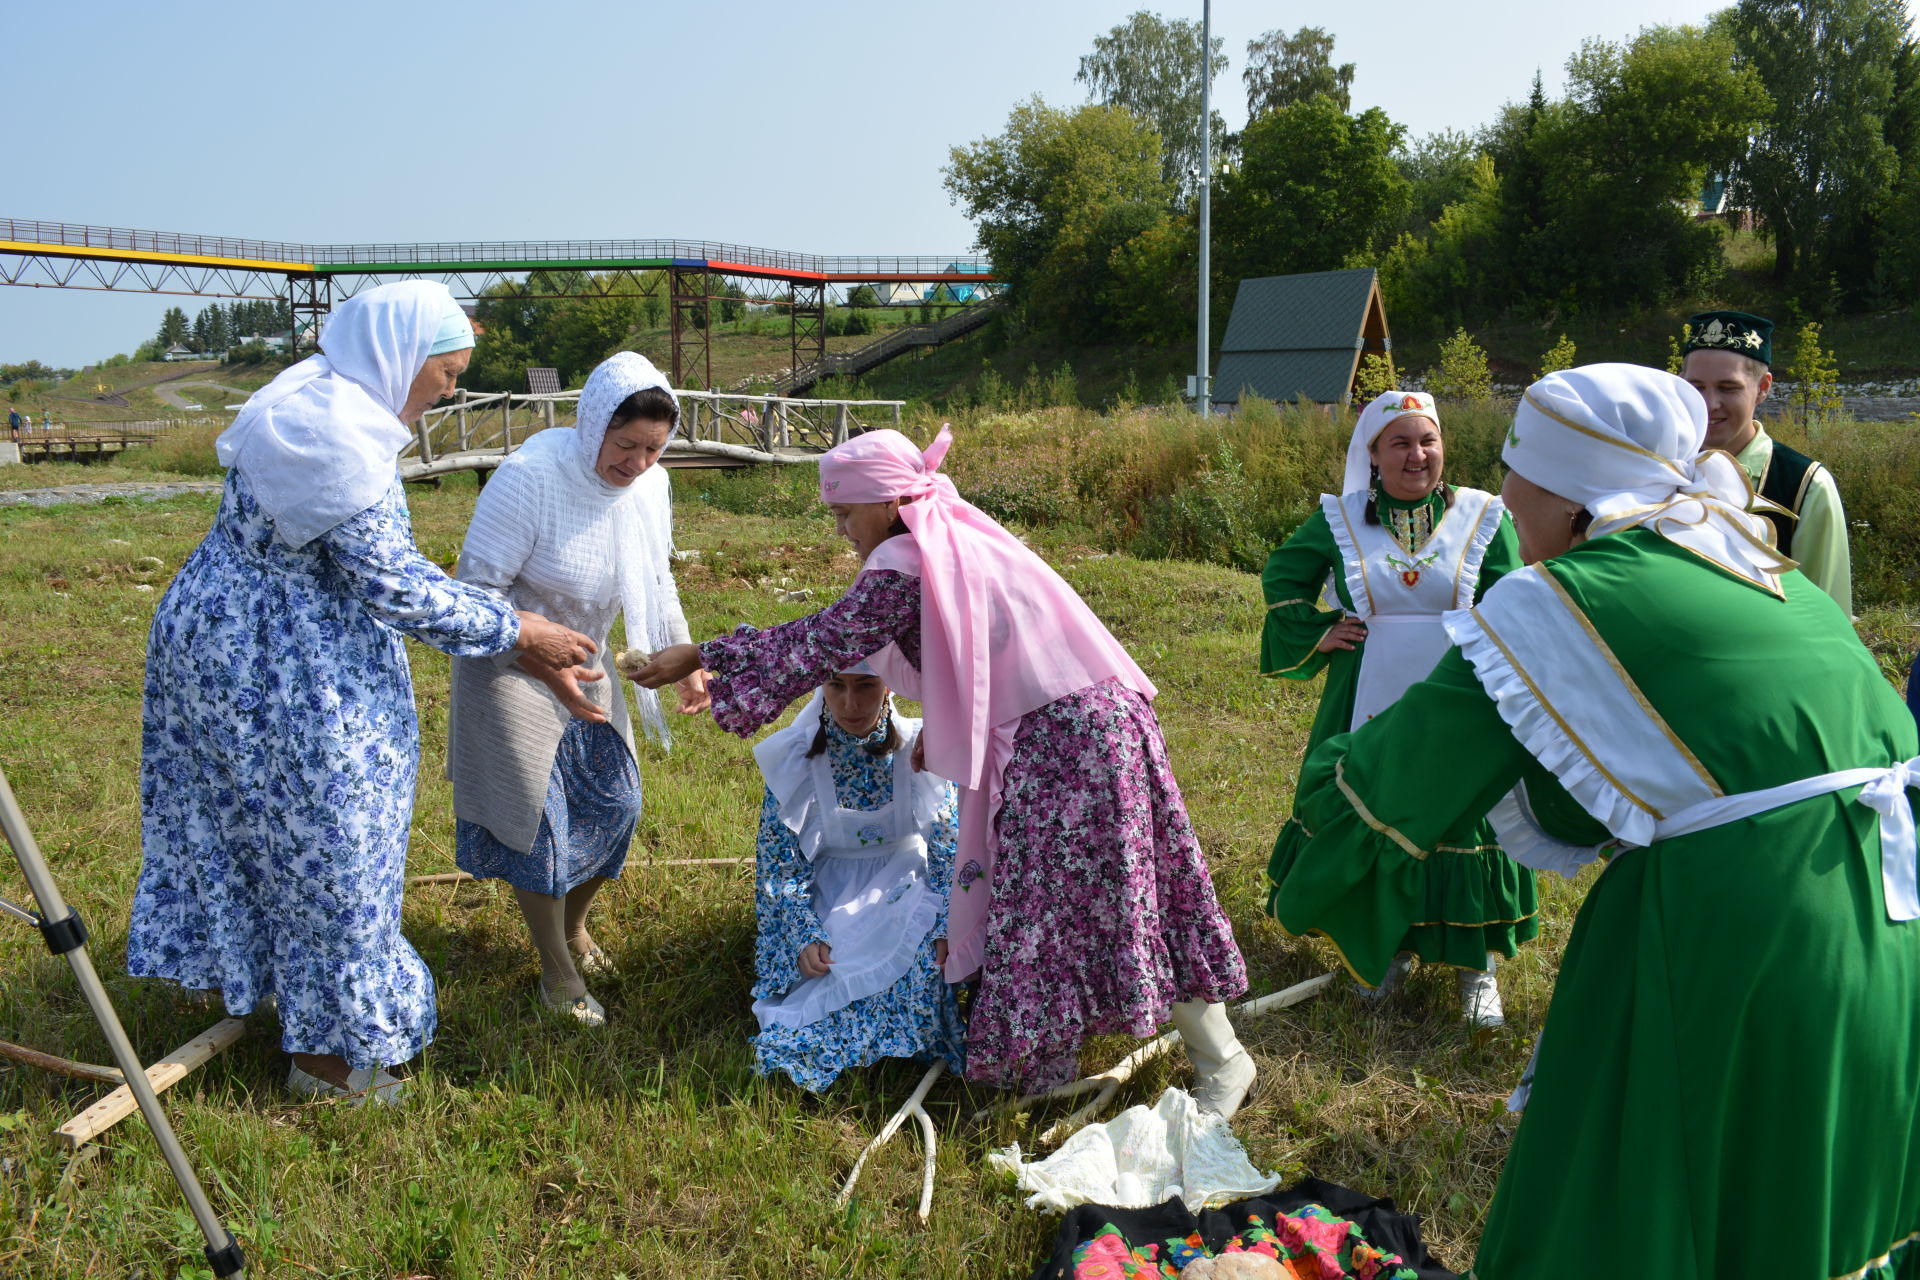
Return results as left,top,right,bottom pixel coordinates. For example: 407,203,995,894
820,425,1155,979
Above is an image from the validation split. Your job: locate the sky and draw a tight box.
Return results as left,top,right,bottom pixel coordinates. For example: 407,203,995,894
4,0,1769,367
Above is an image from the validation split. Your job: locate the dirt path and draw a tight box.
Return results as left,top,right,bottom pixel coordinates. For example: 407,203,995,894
154,380,251,410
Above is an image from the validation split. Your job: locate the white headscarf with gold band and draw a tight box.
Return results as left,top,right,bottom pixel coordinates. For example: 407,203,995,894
1345,390,1439,497
1504,363,1792,594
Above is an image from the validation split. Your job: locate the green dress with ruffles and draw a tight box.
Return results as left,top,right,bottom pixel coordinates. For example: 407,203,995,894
1286,529,1920,1279
1260,488,1538,977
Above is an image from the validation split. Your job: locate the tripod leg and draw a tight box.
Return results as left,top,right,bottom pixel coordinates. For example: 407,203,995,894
0,767,248,1279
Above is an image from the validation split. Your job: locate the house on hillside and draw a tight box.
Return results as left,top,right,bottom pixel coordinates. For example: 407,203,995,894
871,282,926,306
1212,267,1390,410
162,343,198,362
926,263,996,305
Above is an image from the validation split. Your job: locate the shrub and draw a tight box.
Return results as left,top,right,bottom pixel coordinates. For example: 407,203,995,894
1537,334,1577,378
1353,353,1398,402
1426,328,1493,403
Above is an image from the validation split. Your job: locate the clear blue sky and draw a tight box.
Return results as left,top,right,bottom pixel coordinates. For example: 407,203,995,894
4,0,1771,367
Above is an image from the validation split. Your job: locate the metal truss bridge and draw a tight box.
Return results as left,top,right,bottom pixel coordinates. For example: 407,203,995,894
0,218,999,388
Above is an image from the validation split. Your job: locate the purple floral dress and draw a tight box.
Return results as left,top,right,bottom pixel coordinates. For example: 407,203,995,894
702,569,1247,1092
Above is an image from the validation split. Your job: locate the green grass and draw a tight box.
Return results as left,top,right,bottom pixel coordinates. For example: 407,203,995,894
1,447,1911,1277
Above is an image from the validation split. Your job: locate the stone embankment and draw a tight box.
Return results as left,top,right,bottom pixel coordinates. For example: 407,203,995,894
0,481,224,509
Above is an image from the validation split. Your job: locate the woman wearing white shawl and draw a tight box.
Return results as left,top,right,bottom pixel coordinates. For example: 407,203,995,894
131,281,594,1104
1259,390,1533,1026
448,351,703,1026
747,664,966,1090
1284,365,1919,1278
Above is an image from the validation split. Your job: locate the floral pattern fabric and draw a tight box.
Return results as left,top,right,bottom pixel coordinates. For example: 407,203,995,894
454,718,641,896
750,714,967,1091
1069,1205,1420,1280
130,469,519,1069
702,568,1247,1093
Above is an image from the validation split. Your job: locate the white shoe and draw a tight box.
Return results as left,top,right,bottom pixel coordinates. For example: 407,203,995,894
1458,959,1505,1029
1169,1000,1257,1119
286,1063,407,1107
1352,952,1413,1001
540,986,607,1028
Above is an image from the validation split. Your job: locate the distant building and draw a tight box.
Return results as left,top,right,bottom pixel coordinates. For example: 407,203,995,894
926,263,996,305
162,343,199,362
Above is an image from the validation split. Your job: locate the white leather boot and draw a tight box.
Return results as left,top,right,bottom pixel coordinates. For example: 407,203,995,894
1169,1000,1257,1119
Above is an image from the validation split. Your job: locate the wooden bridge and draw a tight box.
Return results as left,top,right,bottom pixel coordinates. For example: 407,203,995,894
399,388,906,482
11,427,157,463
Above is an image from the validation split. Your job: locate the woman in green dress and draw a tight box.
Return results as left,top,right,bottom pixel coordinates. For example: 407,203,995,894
1262,390,1534,1025
1289,363,1920,1279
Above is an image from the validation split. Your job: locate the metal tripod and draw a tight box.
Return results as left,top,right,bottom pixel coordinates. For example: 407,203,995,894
0,765,246,1278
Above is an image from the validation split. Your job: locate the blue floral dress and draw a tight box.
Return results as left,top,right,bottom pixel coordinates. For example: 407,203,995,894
751,715,968,1091
130,469,519,1069
453,721,641,896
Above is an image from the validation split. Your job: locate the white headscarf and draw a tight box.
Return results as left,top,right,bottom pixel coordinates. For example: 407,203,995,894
1344,390,1439,497
511,350,683,744
216,280,472,548
1505,363,1791,593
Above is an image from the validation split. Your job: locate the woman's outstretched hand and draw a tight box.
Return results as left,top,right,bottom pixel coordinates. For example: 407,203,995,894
517,649,609,723
515,611,597,668
675,668,712,715
627,642,703,689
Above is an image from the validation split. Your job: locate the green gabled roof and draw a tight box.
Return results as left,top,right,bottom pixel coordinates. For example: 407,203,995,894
1214,266,1383,405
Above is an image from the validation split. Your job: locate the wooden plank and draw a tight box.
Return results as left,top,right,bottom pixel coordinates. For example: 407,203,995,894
55,1019,246,1150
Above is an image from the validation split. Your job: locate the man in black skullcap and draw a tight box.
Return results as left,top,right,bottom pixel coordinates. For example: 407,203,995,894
1680,310,1851,614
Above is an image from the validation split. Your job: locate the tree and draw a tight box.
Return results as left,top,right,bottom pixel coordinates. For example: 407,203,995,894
1726,0,1906,287
205,305,230,353
846,285,880,309
1396,129,1483,238
156,306,189,348
1243,26,1355,117
1075,11,1226,200
1213,97,1409,285
944,96,1174,334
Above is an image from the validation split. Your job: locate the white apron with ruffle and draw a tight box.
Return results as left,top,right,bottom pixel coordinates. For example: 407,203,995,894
1321,487,1505,730
751,741,940,1030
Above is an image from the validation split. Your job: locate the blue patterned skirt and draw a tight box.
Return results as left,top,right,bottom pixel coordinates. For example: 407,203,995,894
455,720,641,896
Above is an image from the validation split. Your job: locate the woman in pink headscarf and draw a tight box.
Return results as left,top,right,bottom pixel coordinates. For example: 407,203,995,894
631,427,1254,1108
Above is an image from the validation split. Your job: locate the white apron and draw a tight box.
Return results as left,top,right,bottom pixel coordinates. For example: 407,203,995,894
751,732,942,1031
1321,487,1505,730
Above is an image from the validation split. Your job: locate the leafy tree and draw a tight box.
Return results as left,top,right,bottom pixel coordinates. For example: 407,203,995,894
1427,327,1493,402
1726,0,1906,287
944,97,1173,332
1396,129,1483,238
1243,26,1355,116
1213,97,1409,286
1105,213,1197,344
1537,334,1578,377
1075,11,1227,199
1353,352,1399,401
1787,321,1844,425
846,285,880,309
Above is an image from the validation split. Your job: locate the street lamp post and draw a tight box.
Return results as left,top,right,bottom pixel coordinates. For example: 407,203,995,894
1196,0,1212,418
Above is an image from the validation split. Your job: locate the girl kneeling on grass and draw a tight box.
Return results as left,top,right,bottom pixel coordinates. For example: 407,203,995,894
748,661,966,1090
630,427,1255,1115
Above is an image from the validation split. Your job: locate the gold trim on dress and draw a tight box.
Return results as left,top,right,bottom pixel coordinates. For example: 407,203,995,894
1449,496,1503,609
1475,608,1669,820
1266,597,1314,611
1830,1230,1920,1280
1537,568,1724,798
1335,759,1428,860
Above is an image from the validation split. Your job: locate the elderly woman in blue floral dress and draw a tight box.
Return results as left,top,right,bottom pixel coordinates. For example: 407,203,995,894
130,282,593,1104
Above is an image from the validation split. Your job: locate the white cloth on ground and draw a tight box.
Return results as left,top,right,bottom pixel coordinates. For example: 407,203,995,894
216,280,469,549
988,1088,1283,1213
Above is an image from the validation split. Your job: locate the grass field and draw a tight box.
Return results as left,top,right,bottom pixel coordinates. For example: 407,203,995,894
0,449,1903,1278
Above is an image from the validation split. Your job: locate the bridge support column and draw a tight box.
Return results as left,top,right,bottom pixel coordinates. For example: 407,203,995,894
287,274,331,356
670,267,713,391
789,281,824,390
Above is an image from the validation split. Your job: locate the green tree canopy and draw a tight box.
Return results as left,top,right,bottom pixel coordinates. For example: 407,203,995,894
1075,11,1226,200
1242,26,1355,117
1725,0,1906,287
944,95,1174,328
1213,97,1409,285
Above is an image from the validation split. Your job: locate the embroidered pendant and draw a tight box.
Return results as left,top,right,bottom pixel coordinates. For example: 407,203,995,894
1384,549,1440,588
